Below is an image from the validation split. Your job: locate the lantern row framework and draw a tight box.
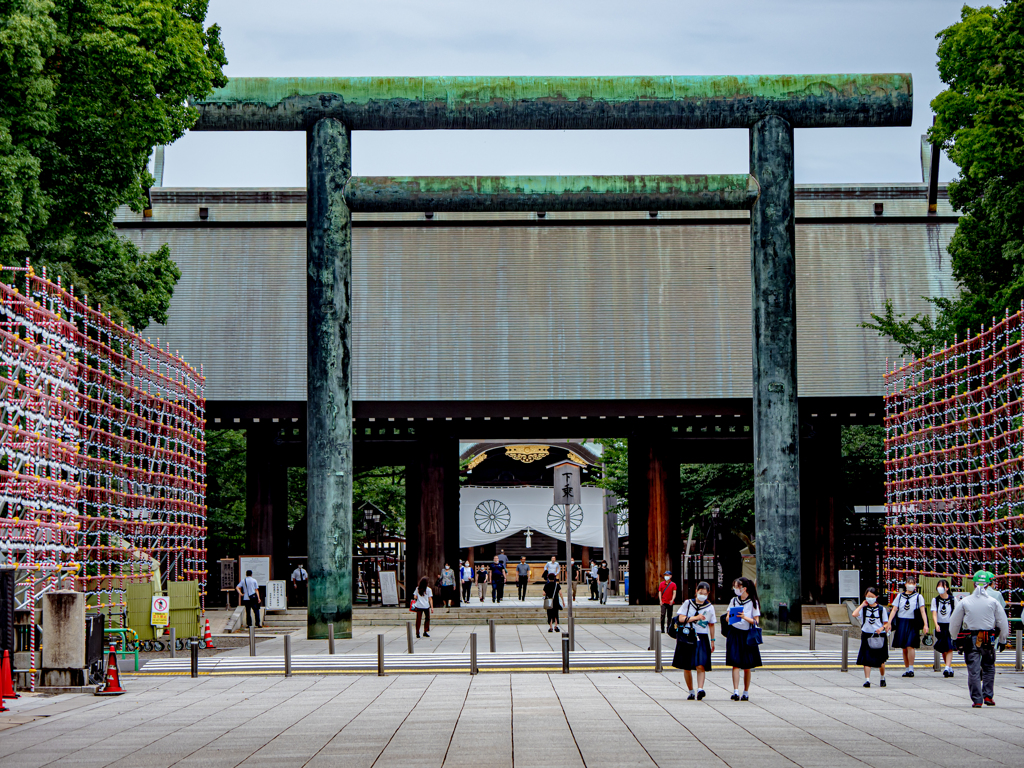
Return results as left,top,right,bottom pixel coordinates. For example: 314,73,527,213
0,264,206,687
191,73,913,639
885,305,1024,611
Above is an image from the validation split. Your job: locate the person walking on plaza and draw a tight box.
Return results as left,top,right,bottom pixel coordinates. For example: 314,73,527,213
658,571,677,633
413,576,432,638
543,572,562,633
290,563,308,607
931,579,958,677
544,555,560,580
949,569,1009,707
589,562,599,600
597,560,610,604
725,576,761,700
476,563,489,602
236,570,262,628
460,560,474,604
490,555,506,603
887,575,928,677
440,562,456,611
569,557,580,600
498,549,509,570
852,586,889,687
516,557,530,601
672,581,716,700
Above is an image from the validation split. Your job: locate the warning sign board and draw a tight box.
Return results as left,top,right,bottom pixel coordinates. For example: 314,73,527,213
151,595,170,626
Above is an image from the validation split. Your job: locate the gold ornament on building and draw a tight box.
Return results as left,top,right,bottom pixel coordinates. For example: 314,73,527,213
567,451,587,466
505,445,550,463
467,453,487,470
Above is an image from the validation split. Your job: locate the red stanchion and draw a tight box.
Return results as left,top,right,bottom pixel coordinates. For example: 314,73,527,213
95,643,126,696
203,618,215,649
1,650,19,699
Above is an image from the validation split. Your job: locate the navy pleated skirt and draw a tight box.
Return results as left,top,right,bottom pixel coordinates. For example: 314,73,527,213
856,632,889,668
672,634,713,671
933,622,954,653
891,617,920,648
726,627,762,669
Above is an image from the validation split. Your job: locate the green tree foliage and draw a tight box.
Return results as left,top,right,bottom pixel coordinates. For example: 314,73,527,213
592,438,628,519
865,2,1024,356
0,0,227,328
354,467,406,537
679,464,754,539
204,429,246,558
842,425,886,504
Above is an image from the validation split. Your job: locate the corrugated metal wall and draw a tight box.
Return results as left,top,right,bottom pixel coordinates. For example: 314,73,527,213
120,188,958,403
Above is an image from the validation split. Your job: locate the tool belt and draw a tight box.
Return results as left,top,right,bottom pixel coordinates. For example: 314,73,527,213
955,628,996,653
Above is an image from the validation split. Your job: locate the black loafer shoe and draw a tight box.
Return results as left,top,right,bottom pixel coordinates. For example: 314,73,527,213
730,693,740,701
696,690,706,700
686,693,696,701
863,681,871,688
880,679,886,687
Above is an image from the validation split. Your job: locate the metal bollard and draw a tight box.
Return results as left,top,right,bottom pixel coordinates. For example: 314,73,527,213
809,620,816,651
328,624,335,655
562,633,570,674
934,647,941,672
169,627,176,658
249,624,256,657
469,632,478,676
841,629,849,672
407,622,415,654
654,628,663,673
1016,629,1022,672
377,634,385,677
649,617,656,650
284,634,292,677
489,619,496,653
190,638,198,678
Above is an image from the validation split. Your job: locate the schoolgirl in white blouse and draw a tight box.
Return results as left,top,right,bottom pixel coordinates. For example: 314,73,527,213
887,575,928,677
930,579,958,677
852,586,889,687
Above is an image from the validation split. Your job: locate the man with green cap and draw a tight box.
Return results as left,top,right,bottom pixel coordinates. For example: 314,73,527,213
949,570,1009,707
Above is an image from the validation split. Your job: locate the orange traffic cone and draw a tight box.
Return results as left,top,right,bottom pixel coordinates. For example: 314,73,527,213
1,650,18,699
203,618,215,649
0,687,7,713
95,643,126,696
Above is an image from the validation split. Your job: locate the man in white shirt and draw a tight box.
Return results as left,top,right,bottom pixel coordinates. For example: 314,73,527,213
950,569,1010,708
290,564,308,607
236,570,262,628
544,556,560,578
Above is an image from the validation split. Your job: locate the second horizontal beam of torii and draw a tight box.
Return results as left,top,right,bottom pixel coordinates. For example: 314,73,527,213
342,174,759,212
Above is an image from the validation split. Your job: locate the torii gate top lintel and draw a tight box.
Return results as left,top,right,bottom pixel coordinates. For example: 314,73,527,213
191,73,912,131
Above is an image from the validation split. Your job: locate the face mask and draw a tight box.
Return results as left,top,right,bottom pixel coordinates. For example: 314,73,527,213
733,588,743,597
905,584,916,592
866,596,877,605
696,593,707,603
936,587,946,595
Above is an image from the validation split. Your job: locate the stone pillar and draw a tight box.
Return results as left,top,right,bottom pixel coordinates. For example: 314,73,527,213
750,115,801,634
41,591,85,687
627,437,678,604
801,421,842,603
306,118,353,640
245,425,289,580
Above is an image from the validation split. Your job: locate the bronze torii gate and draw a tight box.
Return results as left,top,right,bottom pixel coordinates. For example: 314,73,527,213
192,74,913,638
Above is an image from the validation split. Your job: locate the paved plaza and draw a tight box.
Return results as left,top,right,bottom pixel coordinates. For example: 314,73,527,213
2,666,1023,767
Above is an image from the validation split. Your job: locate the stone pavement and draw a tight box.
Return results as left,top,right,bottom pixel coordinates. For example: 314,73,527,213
1,668,1023,767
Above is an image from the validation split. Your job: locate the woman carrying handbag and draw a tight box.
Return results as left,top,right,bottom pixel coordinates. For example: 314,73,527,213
852,586,889,687
542,572,562,633
671,581,716,700
725,577,762,701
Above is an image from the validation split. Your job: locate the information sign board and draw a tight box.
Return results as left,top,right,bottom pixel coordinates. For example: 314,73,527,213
266,580,287,611
379,571,399,606
239,556,271,586
838,570,860,601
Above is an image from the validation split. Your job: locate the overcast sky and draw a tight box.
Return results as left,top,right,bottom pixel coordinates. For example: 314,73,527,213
164,0,967,188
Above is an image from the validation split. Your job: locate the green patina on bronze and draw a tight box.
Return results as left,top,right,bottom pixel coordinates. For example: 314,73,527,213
306,118,354,640
191,73,912,131
344,174,759,212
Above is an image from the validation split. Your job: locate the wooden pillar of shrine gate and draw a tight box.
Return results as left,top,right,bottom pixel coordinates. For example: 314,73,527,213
245,424,289,580
800,420,843,604
627,437,680,605
306,118,354,640
405,438,460,606
750,115,801,634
